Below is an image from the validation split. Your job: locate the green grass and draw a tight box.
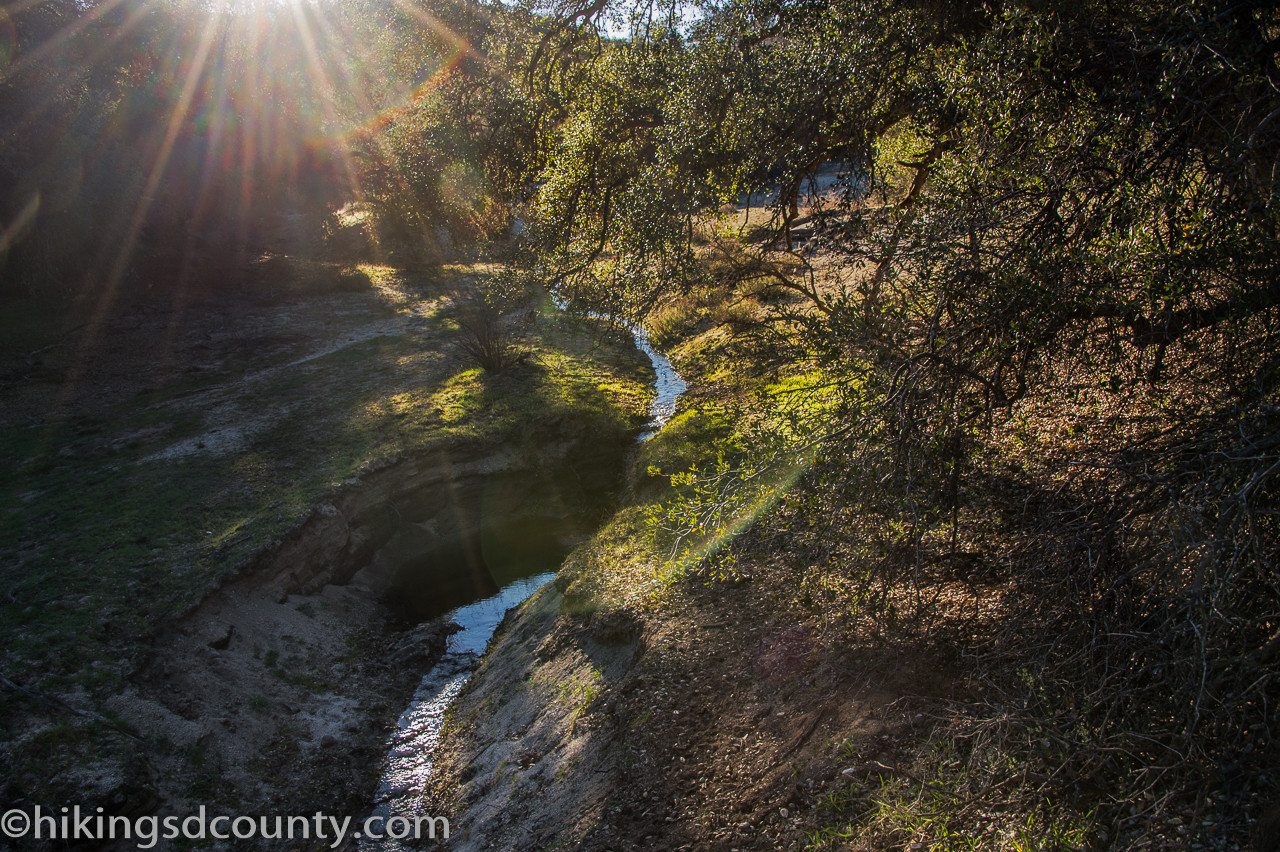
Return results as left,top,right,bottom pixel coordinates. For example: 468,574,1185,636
805,737,1094,852
0,277,653,699
549,328,828,616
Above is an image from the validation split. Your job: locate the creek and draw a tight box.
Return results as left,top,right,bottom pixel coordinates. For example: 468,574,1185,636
360,309,685,850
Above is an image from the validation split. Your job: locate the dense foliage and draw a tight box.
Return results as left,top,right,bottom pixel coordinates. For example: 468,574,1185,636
5,0,1278,844
533,0,1280,400
514,0,1280,845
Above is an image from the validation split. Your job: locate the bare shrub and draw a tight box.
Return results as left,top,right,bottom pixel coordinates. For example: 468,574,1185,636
451,270,535,373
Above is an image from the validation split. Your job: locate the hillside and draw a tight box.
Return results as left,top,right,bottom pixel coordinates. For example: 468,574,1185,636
3,0,1279,849
425,189,1280,850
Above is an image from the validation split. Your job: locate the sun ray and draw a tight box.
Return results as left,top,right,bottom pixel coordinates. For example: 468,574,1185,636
283,0,375,216
233,6,268,255
156,35,240,364
385,0,477,65
304,1,388,124
14,0,506,418
0,0,152,165
54,11,223,415
301,6,394,211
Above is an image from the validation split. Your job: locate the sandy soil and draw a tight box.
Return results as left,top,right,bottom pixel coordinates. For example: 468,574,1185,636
119,551,458,833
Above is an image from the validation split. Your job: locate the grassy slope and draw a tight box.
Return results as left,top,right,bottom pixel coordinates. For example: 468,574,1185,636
0,263,652,779
430,248,1277,851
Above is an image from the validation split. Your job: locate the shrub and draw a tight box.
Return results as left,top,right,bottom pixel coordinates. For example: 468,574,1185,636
451,270,536,373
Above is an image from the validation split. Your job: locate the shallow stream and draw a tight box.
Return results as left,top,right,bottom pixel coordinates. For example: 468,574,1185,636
360,308,685,850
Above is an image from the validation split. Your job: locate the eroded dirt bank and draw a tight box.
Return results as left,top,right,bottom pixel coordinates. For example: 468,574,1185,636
0,262,655,848
113,418,635,836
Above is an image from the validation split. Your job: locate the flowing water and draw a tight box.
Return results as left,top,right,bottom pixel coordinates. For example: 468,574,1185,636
551,296,688,440
623,318,688,441
361,308,685,849
361,572,553,850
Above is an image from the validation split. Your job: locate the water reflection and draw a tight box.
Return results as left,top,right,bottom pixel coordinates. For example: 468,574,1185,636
362,572,555,851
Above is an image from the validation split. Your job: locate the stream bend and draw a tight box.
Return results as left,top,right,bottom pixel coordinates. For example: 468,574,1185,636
361,309,685,849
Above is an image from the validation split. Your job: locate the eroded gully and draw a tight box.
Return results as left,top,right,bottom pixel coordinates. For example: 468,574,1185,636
361,310,686,849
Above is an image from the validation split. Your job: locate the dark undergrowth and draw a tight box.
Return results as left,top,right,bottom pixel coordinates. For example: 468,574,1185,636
762,382,1280,850
618,268,1279,850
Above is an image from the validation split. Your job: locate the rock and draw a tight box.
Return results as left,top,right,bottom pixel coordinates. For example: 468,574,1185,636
207,624,235,650
388,620,461,670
